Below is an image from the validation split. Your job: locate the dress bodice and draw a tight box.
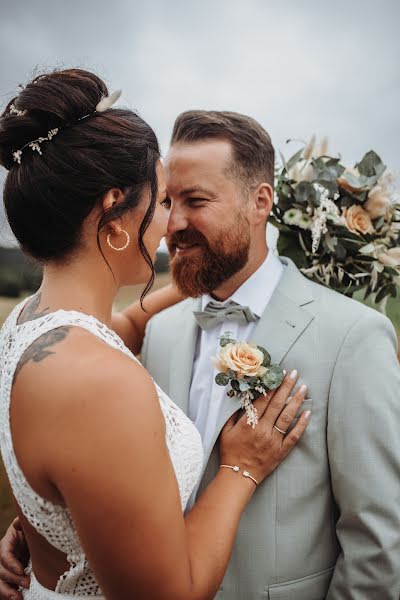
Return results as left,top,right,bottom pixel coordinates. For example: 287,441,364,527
0,296,203,598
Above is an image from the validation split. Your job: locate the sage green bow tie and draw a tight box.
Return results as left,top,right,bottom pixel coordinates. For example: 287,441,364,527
193,301,257,331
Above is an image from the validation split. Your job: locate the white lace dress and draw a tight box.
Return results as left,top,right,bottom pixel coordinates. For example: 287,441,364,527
0,296,204,599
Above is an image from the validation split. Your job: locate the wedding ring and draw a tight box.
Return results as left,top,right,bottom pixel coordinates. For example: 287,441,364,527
273,425,287,435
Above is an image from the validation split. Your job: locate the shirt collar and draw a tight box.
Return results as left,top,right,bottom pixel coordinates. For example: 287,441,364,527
201,251,284,317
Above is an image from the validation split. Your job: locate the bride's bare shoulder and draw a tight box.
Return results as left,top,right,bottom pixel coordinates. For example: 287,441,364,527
12,324,161,431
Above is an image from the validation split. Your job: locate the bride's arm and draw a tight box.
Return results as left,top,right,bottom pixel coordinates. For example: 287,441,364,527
48,351,307,600
112,283,185,355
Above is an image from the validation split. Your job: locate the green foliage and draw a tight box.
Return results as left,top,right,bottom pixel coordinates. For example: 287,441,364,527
261,365,285,390
273,142,400,306
215,372,230,386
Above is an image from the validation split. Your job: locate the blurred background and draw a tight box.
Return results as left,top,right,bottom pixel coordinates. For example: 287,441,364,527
1,0,399,534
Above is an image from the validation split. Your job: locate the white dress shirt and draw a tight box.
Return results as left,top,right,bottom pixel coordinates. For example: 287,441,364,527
188,251,284,455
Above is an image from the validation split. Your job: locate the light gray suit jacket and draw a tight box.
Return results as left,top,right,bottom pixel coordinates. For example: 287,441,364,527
141,257,400,600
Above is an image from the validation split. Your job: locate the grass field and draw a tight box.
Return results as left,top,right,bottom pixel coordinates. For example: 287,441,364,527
0,280,399,537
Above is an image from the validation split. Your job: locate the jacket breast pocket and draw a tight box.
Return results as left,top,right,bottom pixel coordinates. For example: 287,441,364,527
267,566,334,599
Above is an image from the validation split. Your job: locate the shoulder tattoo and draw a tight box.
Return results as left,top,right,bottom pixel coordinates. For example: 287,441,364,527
14,326,71,382
17,292,50,325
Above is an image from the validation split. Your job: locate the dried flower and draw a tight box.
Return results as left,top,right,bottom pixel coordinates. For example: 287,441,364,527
377,248,400,267
303,134,316,161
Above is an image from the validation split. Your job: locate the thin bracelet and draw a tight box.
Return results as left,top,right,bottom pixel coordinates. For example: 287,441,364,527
219,464,258,487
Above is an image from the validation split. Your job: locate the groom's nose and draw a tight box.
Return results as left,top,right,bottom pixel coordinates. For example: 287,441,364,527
167,204,189,234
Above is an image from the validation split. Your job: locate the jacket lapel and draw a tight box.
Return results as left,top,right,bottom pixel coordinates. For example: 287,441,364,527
201,257,316,472
168,298,201,415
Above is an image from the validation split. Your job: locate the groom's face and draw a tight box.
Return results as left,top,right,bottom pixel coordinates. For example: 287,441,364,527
164,140,251,297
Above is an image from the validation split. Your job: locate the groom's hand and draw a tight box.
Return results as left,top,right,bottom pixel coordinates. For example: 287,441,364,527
0,519,30,600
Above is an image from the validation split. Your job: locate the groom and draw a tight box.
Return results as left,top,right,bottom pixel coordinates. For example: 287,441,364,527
141,111,400,599
1,111,400,599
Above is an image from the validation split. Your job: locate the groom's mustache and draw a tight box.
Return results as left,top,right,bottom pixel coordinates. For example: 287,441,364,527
166,229,209,255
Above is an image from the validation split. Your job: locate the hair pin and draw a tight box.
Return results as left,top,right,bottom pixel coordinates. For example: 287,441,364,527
96,89,122,113
9,103,27,117
11,88,121,165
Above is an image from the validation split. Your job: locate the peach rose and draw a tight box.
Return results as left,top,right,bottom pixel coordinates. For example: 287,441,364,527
364,185,391,219
377,248,400,268
343,205,374,235
215,342,266,378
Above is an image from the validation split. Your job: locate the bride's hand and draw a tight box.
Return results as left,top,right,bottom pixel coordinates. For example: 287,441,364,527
219,371,310,486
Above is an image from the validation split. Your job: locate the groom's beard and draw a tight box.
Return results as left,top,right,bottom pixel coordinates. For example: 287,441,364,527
166,217,251,298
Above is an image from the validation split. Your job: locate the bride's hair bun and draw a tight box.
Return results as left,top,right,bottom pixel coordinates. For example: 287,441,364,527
0,67,160,281
0,69,108,169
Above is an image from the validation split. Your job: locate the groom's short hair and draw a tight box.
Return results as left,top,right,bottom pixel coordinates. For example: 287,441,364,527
170,110,275,190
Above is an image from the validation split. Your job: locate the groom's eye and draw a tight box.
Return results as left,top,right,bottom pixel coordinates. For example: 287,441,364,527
188,197,207,205
161,197,171,209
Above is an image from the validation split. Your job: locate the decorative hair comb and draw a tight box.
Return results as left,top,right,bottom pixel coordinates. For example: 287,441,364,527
11,89,122,165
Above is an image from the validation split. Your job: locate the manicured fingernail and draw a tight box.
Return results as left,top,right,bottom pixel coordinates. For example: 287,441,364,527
300,384,307,395
289,369,298,380
304,410,311,420
283,369,287,375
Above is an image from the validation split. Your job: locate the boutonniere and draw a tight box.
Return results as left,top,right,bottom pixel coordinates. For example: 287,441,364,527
212,333,284,428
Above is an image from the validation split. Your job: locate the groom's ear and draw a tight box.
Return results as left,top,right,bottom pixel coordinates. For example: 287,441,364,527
252,182,273,224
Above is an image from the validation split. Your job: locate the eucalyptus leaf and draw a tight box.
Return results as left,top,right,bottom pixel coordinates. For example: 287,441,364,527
294,181,316,205
244,376,259,386
231,379,240,391
220,335,235,347
257,346,271,367
215,372,230,386
262,365,285,390
357,150,385,178
286,148,304,171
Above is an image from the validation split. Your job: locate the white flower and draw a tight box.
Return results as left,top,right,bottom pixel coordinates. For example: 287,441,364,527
12,150,22,164
9,104,27,117
310,189,341,253
283,208,303,227
298,213,313,230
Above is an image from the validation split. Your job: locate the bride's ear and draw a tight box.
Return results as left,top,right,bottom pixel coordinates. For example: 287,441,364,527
102,188,126,213
102,189,127,234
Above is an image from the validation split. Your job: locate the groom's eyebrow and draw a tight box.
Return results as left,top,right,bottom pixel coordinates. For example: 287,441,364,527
180,185,215,197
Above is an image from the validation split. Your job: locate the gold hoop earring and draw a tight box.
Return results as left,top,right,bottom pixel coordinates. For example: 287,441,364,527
107,229,130,252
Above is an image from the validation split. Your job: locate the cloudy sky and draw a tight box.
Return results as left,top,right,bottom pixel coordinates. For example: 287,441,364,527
0,0,399,247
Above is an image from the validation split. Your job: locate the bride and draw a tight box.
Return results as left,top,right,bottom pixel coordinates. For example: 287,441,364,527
0,68,309,600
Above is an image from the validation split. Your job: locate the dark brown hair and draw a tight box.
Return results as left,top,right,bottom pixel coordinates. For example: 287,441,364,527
0,68,161,301
170,110,275,189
